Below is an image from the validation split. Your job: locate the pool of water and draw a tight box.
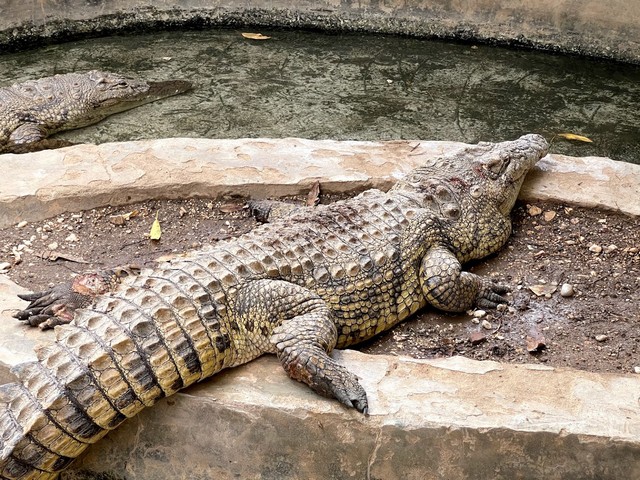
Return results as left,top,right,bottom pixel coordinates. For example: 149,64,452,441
1,29,638,164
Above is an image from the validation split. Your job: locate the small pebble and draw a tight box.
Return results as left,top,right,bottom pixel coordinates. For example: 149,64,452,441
481,319,492,330
560,283,575,297
48,242,59,250
634,366,640,374
469,331,487,345
604,244,617,253
65,233,78,242
527,205,542,216
543,210,556,222
0,261,10,272
595,334,608,342
16,220,27,228
589,244,602,254
496,303,507,312
473,309,487,318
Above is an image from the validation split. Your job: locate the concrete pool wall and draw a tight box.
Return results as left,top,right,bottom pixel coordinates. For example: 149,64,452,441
1,0,639,64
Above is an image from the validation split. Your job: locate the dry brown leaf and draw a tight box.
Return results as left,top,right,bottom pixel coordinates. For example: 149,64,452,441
528,284,557,297
219,203,246,213
526,330,547,352
307,181,321,207
241,32,271,40
37,250,88,264
557,133,593,143
109,210,139,225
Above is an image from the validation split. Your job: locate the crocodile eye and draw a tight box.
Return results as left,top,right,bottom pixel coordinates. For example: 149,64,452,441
483,157,508,178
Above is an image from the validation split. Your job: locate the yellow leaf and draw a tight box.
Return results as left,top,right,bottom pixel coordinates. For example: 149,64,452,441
557,133,593,143
241,32,271,40
149,211,162,240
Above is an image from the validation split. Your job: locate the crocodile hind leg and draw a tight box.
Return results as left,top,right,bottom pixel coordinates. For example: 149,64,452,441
232,279,368,413
420,245,509,312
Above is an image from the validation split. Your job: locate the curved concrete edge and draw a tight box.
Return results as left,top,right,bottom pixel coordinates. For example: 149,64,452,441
1,2,639,65
1,137,638,229
60,351,640,479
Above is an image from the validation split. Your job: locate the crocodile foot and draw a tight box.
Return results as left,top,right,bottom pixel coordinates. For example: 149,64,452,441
13,266,139,329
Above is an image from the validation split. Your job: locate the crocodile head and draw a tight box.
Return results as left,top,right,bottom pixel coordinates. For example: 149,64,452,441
393,134,549,217
72,70,192,127
466,133,549,215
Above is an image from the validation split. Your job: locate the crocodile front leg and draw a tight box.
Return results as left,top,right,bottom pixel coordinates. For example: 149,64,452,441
232,279,368,413
420,245,509,312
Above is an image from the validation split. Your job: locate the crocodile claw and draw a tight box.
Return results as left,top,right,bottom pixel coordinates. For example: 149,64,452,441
477,281,510,309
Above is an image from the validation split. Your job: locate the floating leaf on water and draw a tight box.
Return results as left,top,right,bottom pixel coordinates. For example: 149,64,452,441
149,211,162,240
241,33,271,40
557,133,593,143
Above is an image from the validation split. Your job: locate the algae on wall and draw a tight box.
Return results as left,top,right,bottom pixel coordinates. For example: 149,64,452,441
0,0,639,64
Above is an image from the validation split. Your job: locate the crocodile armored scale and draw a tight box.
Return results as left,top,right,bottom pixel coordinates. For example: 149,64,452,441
0,71,191,154
0,134,549,479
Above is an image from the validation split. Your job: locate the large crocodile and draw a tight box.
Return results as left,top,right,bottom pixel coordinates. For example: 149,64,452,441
0,71,191,154
1,134,548,479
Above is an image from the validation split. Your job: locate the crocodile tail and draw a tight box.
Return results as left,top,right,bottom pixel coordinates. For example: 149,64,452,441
0,264,228,479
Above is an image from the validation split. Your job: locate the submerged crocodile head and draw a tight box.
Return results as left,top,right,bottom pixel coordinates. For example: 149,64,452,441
393,133,549,217
0,70,192,152
68,70,192,128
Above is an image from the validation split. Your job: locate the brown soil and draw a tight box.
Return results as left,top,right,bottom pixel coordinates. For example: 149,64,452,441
1,197,638,375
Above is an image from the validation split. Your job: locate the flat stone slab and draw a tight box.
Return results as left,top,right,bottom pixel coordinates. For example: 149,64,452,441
1,137,638,229
59,351,640,479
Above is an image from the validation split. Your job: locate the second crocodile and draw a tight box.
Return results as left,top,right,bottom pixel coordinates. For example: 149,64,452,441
0,70,191,154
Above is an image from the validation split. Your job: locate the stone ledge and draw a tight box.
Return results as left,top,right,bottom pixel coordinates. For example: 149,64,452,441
60,350,640,479
1,137,638,229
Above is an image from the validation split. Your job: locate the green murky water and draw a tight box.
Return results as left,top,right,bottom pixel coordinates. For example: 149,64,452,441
1,29,638,163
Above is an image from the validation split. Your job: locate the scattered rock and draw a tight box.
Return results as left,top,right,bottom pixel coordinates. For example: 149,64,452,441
0,261,10,273
634,366,640,374
469,331,487,345
589,244,602,254
604,244,617,253
481,320,492,330
15,221,27,228
595,334,608,342
496,303,507,312
65,233,78,242
543,210,556,222
560,283,575,297
473,310,487,318
527,205,542,216
47,242,59,250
